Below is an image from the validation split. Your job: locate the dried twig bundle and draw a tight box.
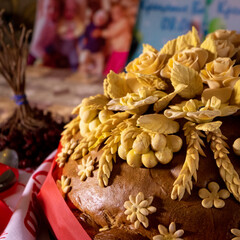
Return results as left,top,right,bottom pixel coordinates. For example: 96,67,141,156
0,11,64,167
0,10,44,133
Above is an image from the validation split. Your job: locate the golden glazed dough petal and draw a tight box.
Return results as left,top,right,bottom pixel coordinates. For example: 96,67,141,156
230,79,240,105
220,105,239,117
170,61,203,99
196,121,222,132
193,47,209,69
223,76,240,88
137,114,179,134
81,94,109,110
159,26,200,56
154,84,187,112
176,26,200,52
135,73,168,90
191,25,201,47
107,96,158,111
200,35,217,62
201,87,233,104
233,65,240,77
186,109,221,123
142,43,158,54
104,71,131,99
159,38,177,56
125,73,145,93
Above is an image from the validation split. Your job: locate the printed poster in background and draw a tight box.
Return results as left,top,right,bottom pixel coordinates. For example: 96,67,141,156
29,0,139,77
129,0,205,61
205,0,240,33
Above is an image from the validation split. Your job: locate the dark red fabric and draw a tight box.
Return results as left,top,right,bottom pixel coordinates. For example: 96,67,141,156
37,147,91,240
0,200,12,234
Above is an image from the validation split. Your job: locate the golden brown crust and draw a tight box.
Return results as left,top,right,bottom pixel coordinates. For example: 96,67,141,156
61,115,240,240
94,228,149,240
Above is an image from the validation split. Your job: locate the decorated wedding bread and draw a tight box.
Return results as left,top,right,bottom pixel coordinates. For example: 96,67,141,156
55,28,240,240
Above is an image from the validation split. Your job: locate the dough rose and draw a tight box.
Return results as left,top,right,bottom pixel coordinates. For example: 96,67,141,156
200,57,240,89
210,29,240,47
126,44,166,75
211,29,237,41
204,30,239,58
161,47,208,78
214,39,236,58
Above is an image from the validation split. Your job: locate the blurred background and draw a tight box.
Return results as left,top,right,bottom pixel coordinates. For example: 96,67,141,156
1,0,240,121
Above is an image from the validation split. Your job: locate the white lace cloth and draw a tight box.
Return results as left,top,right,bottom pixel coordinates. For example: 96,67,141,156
0,150,57,240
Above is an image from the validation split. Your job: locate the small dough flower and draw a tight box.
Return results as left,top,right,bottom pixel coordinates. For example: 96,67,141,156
153,222,184,240
200,58,240,89
107,87,166,114
164,96,239,123
126,44,166,75
198,182,230,208
78,156,95,181
231,228,240,240
161,47,208,78
124,192,156,229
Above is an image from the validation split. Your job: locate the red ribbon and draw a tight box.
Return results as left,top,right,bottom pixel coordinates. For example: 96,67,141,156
37,145,91,240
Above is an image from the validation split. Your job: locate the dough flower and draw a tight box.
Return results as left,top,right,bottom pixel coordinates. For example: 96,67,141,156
210,29,237,41
153,222,184,240
164,96,239,123
200,58,240,89
198,182,230,208
161,47,208,78
126,44,166,75
107,88,166,114
214,39,236,58
124,192,156,229
78,156,95,181
209,29,240,48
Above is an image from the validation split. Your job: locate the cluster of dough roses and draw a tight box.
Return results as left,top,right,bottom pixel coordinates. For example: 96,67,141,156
58,28,240,191
158,29,240,104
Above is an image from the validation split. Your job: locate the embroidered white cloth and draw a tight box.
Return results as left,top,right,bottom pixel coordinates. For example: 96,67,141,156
0,150,56,240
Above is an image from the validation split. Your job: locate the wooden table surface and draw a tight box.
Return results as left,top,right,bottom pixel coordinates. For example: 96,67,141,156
0,66,103,125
